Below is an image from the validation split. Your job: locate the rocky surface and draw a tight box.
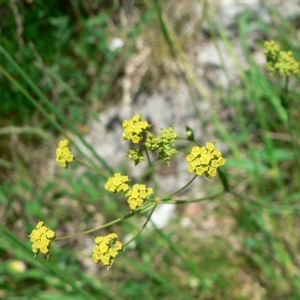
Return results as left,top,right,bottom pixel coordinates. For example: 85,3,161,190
80,0,300,228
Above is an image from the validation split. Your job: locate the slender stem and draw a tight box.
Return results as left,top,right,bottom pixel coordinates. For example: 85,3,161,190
75,157,110,178
229,189,265,206
160,190,225,204
229,189,300,211
152,0,177,59
123,204,157,248
161,174,197,200
176,137,198,144
217,168,230,192
284,76,289,99
144,147,158,196
55,204,155,240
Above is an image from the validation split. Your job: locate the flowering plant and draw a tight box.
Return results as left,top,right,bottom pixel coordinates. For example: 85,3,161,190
29,113,227,268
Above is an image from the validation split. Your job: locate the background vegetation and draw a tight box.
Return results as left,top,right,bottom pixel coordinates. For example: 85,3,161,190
1,0,300,299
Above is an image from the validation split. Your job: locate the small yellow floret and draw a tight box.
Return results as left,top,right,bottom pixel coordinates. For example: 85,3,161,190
56,140,74,168
264,40,280,58
127,148,146,165
105,173,130,193
145,126,179,163
122,115,150,144
186,142,226,178
92,233,123,267
126,184,154,210
264,40,300,76
30,221,56,257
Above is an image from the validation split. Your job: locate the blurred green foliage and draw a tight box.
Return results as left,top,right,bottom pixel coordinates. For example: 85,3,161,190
1,0,126,125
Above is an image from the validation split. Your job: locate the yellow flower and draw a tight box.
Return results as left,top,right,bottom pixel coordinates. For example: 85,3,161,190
122,115,150,144
186,142,226,178
30,221,56,256
127,148,146,165
56,140,74,168
92,233,123,267
105,173,130,193
145,126,179,163
264,40,280,58
275,51,300,76
126,184,154,210
264,40,300,76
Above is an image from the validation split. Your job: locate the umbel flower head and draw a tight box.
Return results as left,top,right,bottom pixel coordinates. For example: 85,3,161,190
92,233,123,267
186,142,226,178
127,148,146,165
56,140,74,168
264,40,300,76
264,40,280,59
105,173,130,193
122,115,150,143
145,126,179,163
30,221,56,256
126,184,154,210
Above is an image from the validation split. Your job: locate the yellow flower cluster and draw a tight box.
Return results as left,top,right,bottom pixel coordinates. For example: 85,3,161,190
264,40,300,76
30,221,56,255
104,173,130,193
127,148,146,165
122,115,150,143
56,140,74,168
126,184,154,210
92,233,123,267
264,40,280,58
186,142,226,178
105,174,153,210
145,126,178,163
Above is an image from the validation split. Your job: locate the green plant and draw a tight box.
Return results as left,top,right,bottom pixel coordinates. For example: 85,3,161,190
2,1,300,299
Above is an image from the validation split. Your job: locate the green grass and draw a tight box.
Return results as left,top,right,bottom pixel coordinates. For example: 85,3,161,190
1,1,300,299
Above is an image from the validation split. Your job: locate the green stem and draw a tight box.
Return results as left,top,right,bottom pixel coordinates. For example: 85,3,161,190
160,190,225,204
217,167,230,192
75,157,110,178
161,174,197,200
152,0,177,59
176,137,198,143
284,75,289,101
123,204,157,248
144,147,158,197
229,189,300,211
229,189,265,206
55,204,155,240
